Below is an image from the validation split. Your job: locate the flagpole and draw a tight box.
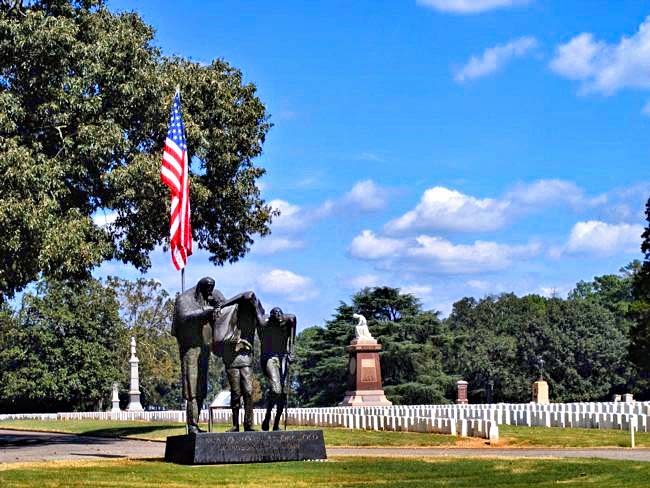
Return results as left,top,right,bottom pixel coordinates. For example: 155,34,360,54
177,85,184,294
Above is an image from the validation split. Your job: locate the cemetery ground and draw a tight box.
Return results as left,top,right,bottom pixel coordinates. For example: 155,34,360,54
3,422,650,486
2,418,650,448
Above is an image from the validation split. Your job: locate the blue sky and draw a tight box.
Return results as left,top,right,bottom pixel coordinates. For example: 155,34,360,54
102,0,650,328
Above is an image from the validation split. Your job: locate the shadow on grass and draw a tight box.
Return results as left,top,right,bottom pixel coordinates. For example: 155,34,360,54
0,432,117,449
80,425,183,438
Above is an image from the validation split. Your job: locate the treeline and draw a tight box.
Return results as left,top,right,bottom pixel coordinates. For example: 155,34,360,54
292,263,644,406
0,267,645,412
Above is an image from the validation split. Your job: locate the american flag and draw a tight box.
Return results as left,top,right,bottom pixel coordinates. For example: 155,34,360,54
160,91,192,270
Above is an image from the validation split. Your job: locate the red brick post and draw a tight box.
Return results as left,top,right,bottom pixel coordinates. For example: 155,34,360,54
456,380,468,405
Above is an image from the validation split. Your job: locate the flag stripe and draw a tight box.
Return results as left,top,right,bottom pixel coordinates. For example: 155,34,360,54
162,150,183,176
160,167,181,193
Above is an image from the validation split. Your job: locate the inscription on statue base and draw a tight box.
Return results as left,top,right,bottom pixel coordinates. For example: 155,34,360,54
164,430,327,464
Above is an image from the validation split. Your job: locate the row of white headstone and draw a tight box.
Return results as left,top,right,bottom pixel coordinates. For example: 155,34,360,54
4,401,649,441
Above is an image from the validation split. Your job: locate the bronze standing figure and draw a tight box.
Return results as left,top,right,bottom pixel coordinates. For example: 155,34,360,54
211,290,265,432
260,307,296,431
172,277,220,434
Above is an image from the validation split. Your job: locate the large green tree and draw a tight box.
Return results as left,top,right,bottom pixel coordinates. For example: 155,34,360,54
0,278,124,412
0,0,274,300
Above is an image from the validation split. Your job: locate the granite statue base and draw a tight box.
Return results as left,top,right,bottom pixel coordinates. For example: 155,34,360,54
339,342,392,407
164,430,327,464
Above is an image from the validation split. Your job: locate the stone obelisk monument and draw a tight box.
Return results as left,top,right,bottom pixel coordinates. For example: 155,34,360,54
126,336,144,411
340,314,392,406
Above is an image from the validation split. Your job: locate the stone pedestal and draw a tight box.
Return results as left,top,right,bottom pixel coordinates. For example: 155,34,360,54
339,340,392,406
164,430,327,464
110,382,121,413
533,380,549,404
456,380,468,405
126,336,144,411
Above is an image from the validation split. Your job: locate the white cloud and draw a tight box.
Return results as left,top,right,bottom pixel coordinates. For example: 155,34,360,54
256,269,318,302
417,0,531,14
550,17,650,95
385,179,611,235
506,179,607,210
538,286,568,298
269,199,304,231
343,180,387,211
346,273,383,289
350,230,407,259
385,186,510,234
252,236,305,256
400,284,433,297
466,279,490,290
405,236,540,273
350,230,539,274
564,220,643,256
455,36,538,82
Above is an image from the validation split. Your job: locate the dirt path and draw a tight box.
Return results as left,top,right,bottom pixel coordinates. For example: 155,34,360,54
2,429,650,464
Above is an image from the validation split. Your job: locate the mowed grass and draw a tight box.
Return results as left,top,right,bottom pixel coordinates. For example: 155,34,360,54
0,419,461,447
498,425,650,448
2,419,650,448
1,457,650,488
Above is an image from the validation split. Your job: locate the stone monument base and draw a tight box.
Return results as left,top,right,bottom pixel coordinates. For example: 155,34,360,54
339,341,392,407
340,389,392,406
164,430,327,464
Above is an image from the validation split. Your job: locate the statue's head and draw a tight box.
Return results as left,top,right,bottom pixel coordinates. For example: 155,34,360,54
270,307,283,322
196,276,215,300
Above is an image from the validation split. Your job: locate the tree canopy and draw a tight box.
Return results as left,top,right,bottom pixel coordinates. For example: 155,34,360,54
0,0,274,299
0,277,123,412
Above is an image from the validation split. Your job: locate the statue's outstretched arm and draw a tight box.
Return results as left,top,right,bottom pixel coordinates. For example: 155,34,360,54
223,291,266,326
176,296,214,322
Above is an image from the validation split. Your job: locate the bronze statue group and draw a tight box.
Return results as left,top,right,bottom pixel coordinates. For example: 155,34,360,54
172,277,296,434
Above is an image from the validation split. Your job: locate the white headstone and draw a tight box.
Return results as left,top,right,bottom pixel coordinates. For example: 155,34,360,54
111,382,121,412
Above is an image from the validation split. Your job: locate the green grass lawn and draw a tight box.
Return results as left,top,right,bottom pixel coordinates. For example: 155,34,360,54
2,418,650,448
499,425,650,448
1,457,649,488
0,419,461,447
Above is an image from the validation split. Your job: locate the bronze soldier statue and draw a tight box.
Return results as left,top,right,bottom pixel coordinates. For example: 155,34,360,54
172,277,221,434
260,307,296,431
173,276,265,433
210,290,265,432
